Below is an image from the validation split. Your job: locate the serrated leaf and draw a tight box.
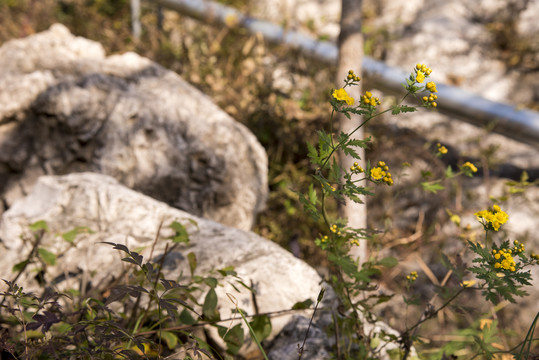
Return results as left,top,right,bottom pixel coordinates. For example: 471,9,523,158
347,137,371,148
328,253,358,278
38,248,56,266
307,141,319,164
342,145,360,159
421,181,445,194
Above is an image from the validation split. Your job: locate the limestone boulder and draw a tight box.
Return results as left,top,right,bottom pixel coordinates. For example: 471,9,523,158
0,24,267,230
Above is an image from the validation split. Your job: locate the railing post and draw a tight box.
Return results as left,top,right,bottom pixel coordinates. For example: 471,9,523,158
131,0,142,40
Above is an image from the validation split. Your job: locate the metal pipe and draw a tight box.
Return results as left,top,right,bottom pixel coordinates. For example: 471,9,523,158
150,0,539,147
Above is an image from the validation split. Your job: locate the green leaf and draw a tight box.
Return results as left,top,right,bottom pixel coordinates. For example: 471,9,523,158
421,181,445,194
218,324,244,355
317,287,326,302
202,288,219,321
169,221,190,244
342,144,360,159
445,165,454,178
249,315,272,342
308,184,318,205
307,141,319,164
291,299,313,310
29,220,49,232
377,256,398,268
187,252,197,277
38,248,56,266
159,331,178,350
328,253,358,278
61,226,93,243
347,137,371,148
12,260,29,273
179,308,197,325
204,277,218,289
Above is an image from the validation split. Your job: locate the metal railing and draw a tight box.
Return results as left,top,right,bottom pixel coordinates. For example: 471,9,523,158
134,0,539,147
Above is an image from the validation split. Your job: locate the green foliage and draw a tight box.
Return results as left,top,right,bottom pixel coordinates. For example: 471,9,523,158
0,220,270,359
468,240,533,304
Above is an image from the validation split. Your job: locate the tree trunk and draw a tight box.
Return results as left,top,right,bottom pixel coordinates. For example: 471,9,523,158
337,0,366,264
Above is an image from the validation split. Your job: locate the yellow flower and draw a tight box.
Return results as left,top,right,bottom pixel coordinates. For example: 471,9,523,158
361,90,381,108
479,318,493,330
370,167,385,180
461,280,476,288
426,81,437,93
416,70,425,83
332,88,354,105
437,143,448,155
450,214,460,226
475,205,509,232
462,161,478,173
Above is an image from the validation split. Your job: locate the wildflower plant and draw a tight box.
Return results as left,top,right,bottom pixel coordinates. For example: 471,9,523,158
299,64,538,359
468,206,536,304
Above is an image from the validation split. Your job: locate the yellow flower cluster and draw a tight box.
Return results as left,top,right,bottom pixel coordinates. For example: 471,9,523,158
512,239,525,254
350,161,364,173
370,161,393,185
332,88,354,105
426,81,437,93
416,63,432,76
475,205,509,231
361,90,381,107
330,224,342,236
423,93,438,108
416,71,425,83
437,143,448,155
492,248,516,272
321,235,329,243
406,271,418,282
347,69,360,82
530,253,539,262
350,239,360,246
462,161,478,173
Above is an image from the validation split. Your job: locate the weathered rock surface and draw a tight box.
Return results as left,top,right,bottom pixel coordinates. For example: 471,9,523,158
0,172,328,356
0,23,267,231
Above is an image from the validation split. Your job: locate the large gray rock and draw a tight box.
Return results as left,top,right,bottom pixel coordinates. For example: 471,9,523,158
0,172,328,356
0,24,267,230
